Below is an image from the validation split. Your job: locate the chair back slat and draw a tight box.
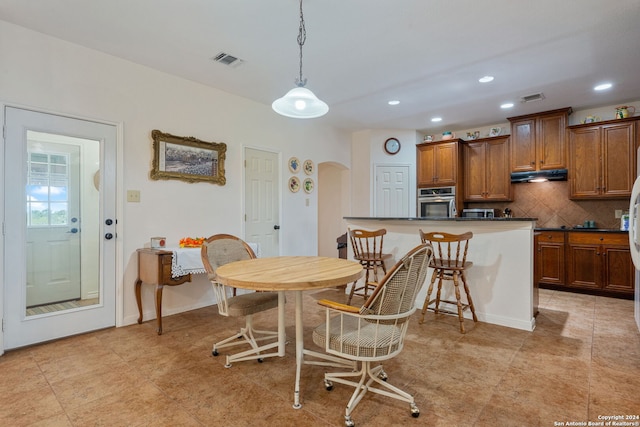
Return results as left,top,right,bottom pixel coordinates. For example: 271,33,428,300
349,228,386,260
419,230,472,269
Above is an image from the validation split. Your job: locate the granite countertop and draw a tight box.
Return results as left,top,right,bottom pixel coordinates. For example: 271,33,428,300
344,217,537,221
535,227,627,233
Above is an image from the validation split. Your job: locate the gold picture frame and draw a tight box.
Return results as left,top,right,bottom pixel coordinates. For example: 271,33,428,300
150,130,226,185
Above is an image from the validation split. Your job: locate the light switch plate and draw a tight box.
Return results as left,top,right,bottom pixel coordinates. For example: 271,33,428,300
615,209,622,218
127,190,141,203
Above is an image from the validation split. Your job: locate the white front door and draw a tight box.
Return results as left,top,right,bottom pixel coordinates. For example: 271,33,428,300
244,148,280,257
3,107,117,350
375,165,410,217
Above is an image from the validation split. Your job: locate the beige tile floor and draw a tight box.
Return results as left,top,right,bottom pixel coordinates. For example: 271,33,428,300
1,288,639,427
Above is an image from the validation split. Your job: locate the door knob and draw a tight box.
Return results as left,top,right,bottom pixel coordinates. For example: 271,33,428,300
67,228,78,234
105,219,113,226
274,225,280,230
105,233,114,240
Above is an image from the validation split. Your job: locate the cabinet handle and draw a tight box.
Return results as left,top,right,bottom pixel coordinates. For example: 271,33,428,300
531,161,535,165
540,160,544,164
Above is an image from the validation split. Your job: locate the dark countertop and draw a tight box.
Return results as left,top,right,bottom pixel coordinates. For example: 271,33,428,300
535,227,627,233
344,217,537,221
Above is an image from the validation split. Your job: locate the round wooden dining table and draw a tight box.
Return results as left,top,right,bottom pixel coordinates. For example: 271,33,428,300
215,256,364,409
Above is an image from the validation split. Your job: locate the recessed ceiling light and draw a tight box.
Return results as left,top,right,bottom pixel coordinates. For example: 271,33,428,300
388,100,400,105
479,76,494,83
500,103,514,109
431,117,442,122
594,83,612,91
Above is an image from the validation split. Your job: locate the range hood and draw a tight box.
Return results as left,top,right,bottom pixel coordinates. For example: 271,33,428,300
510,169,568,183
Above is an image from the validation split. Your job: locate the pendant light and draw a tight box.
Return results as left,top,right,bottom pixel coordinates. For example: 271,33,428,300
272,0,328,119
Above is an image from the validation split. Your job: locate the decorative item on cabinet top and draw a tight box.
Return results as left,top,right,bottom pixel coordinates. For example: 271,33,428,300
489,127,502,137
615,105,636,119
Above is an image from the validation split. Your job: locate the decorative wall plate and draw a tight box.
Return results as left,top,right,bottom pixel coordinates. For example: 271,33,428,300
289,176,300,193
288,157,300,173
303,159,314,175
303,178,314,193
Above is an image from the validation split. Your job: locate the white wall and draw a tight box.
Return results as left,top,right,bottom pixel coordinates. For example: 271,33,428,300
350,129,420,217
0,20,351,327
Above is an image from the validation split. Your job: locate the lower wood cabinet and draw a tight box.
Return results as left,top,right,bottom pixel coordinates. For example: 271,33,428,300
535,230,633,298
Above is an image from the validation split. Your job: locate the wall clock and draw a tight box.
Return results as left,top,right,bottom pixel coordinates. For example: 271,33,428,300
384,137,401,155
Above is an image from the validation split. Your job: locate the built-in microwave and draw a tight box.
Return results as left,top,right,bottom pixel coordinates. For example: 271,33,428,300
461,208,500,218
417,187,456,218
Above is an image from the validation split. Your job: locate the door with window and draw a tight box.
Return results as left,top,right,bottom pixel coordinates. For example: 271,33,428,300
3,107,117,350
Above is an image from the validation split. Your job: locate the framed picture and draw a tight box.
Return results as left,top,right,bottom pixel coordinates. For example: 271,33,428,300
150,130,226,185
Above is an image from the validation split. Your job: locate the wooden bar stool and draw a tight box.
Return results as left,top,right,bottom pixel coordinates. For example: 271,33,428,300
418,230,478,333
347,228,392,305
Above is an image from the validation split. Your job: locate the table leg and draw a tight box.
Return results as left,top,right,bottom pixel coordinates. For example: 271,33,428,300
293,290,303,409
278,291,286,356
135,279,143,324
155,284,164,335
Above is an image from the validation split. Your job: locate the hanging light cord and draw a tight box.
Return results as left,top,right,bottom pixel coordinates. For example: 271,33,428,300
296,0,307,87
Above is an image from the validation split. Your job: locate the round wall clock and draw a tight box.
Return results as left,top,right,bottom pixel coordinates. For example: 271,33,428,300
384,137,401,155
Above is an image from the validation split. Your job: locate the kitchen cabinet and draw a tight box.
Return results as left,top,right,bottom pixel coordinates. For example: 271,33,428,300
535,230,633,298
535,231,566,287
508,107,572,173
568,117,637,199
463,135,511,201
566,232,634,295
416,139,461,187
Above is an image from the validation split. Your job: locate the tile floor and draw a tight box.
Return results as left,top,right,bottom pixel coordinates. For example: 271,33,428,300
1,288,639,427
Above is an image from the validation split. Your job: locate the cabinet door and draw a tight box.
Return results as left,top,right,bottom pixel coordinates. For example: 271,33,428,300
485,138,511,200
569,127,601,198
537,113,566,170
463,142,486,201
602,246,634,293
434,142,458,185
417,145,435,186
601,122,635,198
510,119,536,172
537,243,565,285
567,243,601,289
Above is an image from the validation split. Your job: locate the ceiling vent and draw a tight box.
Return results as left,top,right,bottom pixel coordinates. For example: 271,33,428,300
212,52,244,68
520,92,545,103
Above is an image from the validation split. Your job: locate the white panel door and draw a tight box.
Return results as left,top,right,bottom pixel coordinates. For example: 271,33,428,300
244,148,280,257
3,106,117,350
375,165,409,217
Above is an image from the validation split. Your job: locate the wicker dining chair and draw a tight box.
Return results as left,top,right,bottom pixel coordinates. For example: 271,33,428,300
312,242,434,427
201,234,280,367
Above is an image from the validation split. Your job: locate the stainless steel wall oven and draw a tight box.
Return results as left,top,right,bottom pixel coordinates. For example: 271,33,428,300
417,186,456,218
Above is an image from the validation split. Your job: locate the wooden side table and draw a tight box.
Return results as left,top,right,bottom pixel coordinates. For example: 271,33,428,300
135,248,191,335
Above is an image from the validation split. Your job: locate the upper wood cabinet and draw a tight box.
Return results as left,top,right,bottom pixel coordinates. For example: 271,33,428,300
568,117,637,199
416,140,460,187
463,136,511,201
508,107,572,173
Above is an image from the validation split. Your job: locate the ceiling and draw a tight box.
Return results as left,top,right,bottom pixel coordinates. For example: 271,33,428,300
1,0,640,133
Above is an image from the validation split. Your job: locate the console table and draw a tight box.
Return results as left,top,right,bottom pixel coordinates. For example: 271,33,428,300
135,248,192,335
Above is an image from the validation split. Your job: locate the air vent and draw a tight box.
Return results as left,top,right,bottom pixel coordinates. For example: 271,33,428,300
520,92,545,103
212,52,244,68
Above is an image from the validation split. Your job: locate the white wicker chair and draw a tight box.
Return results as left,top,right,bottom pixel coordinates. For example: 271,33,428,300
201,234,280,367
312,243,434,427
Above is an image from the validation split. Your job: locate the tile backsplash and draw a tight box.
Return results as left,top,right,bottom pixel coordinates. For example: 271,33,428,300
467,181,629,229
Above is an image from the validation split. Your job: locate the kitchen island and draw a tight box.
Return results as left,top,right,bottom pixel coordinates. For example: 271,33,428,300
344,217,538,331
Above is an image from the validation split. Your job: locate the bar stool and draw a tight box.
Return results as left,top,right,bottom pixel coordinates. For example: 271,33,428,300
418,230,478,333
347,228,392,305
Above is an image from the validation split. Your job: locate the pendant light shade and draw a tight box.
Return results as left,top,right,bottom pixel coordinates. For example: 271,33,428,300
272,86,329,119
272,0,328,119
